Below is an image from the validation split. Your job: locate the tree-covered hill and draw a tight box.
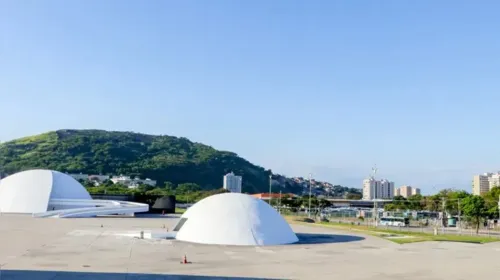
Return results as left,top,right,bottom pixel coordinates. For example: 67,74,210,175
0,129,288,193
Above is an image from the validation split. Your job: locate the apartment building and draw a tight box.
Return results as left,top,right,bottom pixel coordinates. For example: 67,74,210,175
412,187,421,195
363,177,394,200
223,172,242,193
473,173,495,195
395,185,421,198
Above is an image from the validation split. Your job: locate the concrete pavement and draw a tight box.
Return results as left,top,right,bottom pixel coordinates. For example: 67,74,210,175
1,215,499,279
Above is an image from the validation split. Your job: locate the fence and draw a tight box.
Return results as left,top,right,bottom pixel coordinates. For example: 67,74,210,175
278,206,500,238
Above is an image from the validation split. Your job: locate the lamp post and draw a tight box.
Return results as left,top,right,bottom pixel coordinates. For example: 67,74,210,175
308,173,312,218
269,174,272,206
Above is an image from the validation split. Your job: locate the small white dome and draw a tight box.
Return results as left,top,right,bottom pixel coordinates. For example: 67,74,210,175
0,169,91,214
175,193,299,246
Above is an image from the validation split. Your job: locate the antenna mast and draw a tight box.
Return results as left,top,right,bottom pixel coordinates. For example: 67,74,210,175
371,164,378,179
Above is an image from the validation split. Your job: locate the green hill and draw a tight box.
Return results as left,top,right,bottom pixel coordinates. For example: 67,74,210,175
0,129,289,193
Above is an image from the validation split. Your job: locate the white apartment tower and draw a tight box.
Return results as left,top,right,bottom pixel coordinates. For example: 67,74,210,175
223,172,242,193
473,173,494,195
363,178,394,200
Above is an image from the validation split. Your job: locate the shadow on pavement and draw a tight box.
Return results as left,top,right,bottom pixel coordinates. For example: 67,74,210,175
295,233,365,244
134,213,179,219
0,270,281,280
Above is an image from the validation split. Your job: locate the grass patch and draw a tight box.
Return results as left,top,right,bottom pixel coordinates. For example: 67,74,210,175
175,208,186,214
285,217,499,244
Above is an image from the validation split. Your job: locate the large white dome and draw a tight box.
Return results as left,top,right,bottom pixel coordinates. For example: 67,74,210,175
0,169,91,214
174,193,299,246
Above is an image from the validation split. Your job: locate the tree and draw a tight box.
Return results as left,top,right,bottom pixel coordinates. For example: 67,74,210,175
482,186,500,219
461,195,487,234
445,190,470,215
425,194,441,211
346,193,362,200
176,183,201,194
163,181,175,191
391,195,408,210
407,194,424,210
145,188,171,196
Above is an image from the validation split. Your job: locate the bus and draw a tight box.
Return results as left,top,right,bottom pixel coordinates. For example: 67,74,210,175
379,216,409,227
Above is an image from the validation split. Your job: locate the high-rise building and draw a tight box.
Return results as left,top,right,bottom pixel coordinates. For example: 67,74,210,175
395,185,420,198
223,172,242,193
411,187,421,196
473,173,494,195
363,178,394,200
489,173,500,190
397,185,412,198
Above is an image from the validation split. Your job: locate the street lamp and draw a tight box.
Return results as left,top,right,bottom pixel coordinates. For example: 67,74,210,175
269,174,272,206
308,173,312,218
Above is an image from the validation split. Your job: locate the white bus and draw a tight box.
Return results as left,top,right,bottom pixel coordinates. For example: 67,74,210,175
379,216,409,227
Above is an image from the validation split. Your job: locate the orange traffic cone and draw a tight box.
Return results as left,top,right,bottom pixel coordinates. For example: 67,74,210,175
180,254,189,264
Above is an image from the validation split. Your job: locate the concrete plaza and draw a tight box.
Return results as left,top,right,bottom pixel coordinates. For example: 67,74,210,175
0,215,499,279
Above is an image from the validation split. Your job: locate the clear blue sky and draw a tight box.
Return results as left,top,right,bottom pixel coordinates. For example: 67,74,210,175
1,1,499,193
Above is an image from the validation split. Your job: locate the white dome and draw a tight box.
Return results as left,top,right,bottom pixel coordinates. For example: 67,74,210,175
175,193,299,246
0,169,91,214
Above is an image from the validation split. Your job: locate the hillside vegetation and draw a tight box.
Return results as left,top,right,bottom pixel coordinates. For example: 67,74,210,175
0,129,282,193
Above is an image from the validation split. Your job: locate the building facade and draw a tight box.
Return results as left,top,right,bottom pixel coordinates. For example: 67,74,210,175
223,172,242,193
411,187,421,196
363,178,394,200
473,173,496,195
395,185,420,198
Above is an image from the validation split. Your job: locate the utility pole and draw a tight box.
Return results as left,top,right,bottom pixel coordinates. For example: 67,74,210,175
279,190,282,214
458,198,461,233
308,173,312,218
268,174,272,206
374,200,378,227
498,194,500,228
442,198,446,234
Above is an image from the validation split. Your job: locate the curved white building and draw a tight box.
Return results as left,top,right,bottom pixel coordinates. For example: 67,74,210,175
0,169,91,213
174,193,299,246
0,169,148,217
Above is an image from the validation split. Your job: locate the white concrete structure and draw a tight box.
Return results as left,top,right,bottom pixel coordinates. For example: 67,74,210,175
33,199,149,218
0,169,92,213
174,193,298,246
223,172,242,193
0,169,148,217
363,178,394,200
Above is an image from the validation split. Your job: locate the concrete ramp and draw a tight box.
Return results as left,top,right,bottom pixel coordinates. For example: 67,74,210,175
33,199,149,218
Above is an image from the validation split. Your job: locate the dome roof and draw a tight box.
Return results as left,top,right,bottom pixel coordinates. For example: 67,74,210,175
0,169,91,214
174,193,298,246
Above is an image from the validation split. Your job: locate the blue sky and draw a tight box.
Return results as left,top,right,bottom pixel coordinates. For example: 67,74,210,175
1,1,499,193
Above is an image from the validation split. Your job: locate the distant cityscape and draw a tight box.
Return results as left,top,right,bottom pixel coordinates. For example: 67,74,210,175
472,171,500,195
68,173,157,188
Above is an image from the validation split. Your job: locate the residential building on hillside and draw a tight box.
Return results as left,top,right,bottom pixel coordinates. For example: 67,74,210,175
472,172,497,195
363,178,394,200
111,175,156,189
223,172,242,193
88,174,110,182
251,193,298,199
69,173,89,181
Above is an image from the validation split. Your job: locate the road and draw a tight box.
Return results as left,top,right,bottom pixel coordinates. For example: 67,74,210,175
326,218,500,238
